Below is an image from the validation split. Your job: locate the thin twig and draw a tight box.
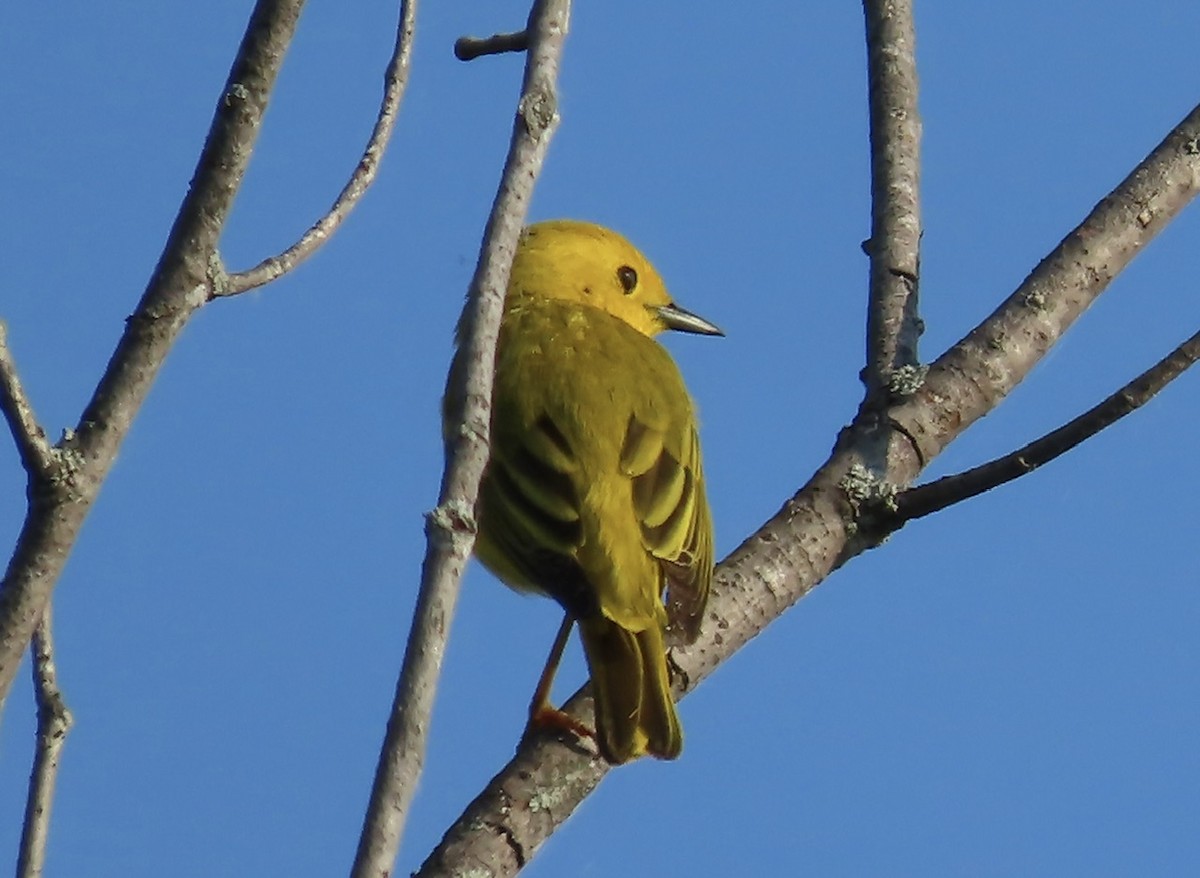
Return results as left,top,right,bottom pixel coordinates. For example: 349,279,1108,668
862,0,923,401
894,328,1200,522
0,0,306,705
349,2,571,876
16,604,73,878
413,102,1200,878
222,0,418,296
455,30,529,61
0,323,55,480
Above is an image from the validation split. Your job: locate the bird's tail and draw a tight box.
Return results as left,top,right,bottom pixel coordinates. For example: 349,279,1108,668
577,616,682,763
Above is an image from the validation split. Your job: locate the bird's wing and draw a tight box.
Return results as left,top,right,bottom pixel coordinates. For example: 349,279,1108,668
479,410,604,619
468,300,713,638
618,397,713,645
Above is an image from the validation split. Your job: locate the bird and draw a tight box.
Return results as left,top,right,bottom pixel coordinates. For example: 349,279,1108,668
445,219,720,763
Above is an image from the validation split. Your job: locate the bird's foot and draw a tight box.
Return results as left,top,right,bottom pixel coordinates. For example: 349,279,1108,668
523,704,596,745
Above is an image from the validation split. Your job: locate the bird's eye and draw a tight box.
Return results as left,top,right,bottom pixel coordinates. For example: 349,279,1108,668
616,265,638,294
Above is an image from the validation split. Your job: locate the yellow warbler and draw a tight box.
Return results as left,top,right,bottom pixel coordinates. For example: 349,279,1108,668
446,220,720,764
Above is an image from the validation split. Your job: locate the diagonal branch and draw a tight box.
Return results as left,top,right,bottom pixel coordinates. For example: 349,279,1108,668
414,102,1200,878
0,0,306,705
349,2,572,875
893,327,1200,523
16,604,72,878
221,0,418,296
889,102,1200,467
0,323,55,481
862,0,923,401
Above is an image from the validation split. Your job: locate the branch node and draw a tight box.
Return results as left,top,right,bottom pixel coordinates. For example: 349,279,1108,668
207,252,231,298
888,264,919,286
425,501,478,540
518,86,558,135
886,363,928,398
225,81,251,105
839,462,899,537
1022,289,1048,311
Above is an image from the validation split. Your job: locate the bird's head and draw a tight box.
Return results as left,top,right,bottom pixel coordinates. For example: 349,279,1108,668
510,220,724,339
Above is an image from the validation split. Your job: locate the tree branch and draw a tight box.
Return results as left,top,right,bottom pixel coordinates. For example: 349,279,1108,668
893,327,1200,522
414,101,1200,878
222,0,418,296
349,2,571,875
888,102,1200,469
16,605,72,878
862,0,923,401
0,323,55,481
0,0,306,705
455,30,530,62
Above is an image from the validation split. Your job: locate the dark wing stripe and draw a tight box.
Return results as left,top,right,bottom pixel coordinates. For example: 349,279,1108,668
530,413,575,470
483,505,593,616
488,455,581,551
505,441,580,523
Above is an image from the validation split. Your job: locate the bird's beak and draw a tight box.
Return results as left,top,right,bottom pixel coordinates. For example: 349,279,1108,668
656,303,724,337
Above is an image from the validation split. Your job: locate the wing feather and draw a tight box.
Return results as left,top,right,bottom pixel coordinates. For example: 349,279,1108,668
621,412,712,644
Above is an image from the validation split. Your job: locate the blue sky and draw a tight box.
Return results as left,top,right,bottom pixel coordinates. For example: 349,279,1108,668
2,2,1198,875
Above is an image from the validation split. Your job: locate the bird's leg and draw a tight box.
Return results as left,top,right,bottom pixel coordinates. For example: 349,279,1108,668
528,613,575,719
524,613,596,743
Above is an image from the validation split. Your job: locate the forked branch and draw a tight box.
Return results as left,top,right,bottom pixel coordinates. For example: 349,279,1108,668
894,328,1200,523
222,0,418,295
413,90,1200,878
0,0,305,704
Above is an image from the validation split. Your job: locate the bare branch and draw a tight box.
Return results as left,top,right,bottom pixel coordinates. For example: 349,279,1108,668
349,2,571,875
415,465,856,877
222,0,418,296
455,30,529,61
889,102,1200,469
862,0,923,400
16,605,72,878
414,103,1200,877
418,713,609,876
0,323,55,480
894,328,1200,522
0,0,306,704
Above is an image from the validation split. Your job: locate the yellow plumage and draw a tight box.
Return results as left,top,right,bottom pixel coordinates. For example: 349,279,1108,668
446,220,720,763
